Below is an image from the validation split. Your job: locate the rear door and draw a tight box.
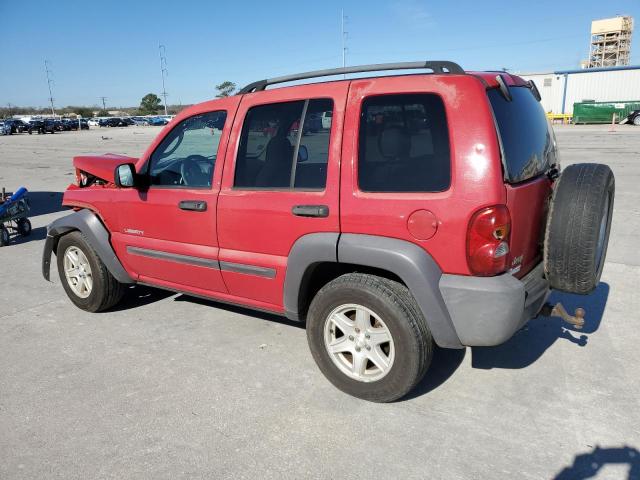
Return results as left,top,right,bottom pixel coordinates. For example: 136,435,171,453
217,83,348,311
488,86,556,276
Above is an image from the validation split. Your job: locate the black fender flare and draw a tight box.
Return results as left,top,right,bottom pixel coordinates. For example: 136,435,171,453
42,209,134,284
284,233,462,349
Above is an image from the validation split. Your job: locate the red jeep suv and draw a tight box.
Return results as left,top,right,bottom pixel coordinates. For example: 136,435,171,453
43,61,614,402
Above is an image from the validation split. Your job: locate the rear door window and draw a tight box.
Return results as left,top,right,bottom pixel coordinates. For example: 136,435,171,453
234,98,333,190
358,94,451,192
488,86,557,183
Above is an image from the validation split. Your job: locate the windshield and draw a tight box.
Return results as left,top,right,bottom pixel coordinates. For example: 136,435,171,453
488,86,557,183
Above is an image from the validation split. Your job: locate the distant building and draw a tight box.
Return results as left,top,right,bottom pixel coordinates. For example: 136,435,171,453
519,65,640,114
585,16,633,68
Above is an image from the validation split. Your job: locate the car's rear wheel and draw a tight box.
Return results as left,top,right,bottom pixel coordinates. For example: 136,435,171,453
306,273,433,402
544,163,615,294
56,231,125,312
633,116,640,126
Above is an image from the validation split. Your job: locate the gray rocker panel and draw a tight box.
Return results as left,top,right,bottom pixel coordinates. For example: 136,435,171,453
43,209,134,284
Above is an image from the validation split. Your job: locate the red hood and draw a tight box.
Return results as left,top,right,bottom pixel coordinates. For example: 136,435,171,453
73,153,137,183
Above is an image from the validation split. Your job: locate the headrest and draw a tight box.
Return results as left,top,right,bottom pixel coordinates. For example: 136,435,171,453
378,126,411,159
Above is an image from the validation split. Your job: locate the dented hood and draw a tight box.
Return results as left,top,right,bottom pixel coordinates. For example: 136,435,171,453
73,153,137,183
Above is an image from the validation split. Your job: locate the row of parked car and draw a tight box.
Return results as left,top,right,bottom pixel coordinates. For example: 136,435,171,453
0,115,174,135
90,116,171,128
0,118,89,135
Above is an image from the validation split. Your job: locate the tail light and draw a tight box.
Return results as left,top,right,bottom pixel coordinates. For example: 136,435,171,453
467,205,511,276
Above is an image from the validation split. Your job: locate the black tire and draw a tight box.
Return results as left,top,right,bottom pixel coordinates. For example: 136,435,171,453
633,116,640,126
17,218,31,236
544,163,614,294
306,273,433,402
56,231,125,312
0,227,9,247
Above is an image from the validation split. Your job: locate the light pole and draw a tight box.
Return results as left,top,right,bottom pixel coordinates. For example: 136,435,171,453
159,44,169,116
44,60,56,117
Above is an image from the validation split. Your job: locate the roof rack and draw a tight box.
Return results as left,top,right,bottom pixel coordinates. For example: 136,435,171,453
239,60,464,94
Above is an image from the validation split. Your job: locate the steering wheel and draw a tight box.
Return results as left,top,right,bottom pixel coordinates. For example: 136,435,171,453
180,155,209,186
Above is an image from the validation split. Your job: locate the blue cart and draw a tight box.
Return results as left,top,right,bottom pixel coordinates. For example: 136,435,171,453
0,187,31,246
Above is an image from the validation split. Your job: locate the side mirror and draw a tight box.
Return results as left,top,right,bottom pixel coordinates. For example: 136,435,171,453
297,144,309,162
114,163,136,188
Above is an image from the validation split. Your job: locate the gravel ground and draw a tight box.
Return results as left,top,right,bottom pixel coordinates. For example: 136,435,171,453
0,124,638,479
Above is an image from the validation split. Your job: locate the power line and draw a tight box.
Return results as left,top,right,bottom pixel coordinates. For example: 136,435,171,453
44,60,55,117
159,44,169,116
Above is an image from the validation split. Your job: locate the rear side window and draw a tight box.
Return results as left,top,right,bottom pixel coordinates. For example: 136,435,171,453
234,99,333,190
488,86,557,183
358,94,451,192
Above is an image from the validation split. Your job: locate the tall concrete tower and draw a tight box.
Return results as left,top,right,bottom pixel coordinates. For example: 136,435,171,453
588,16,634,68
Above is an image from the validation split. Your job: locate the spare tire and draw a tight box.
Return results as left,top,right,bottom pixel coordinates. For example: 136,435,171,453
544,163,614,294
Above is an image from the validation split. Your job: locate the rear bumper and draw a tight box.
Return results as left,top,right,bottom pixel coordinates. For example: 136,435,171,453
439,263,549,346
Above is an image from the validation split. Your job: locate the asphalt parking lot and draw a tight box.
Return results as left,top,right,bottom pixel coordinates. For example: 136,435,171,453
0,124,639,479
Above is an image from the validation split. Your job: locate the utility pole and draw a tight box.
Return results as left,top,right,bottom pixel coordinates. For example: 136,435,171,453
44,60,56,117
159,44,169,116
341,10,348,78
99,96,108,112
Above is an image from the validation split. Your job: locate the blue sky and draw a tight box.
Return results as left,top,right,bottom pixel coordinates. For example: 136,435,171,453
1,0,639,108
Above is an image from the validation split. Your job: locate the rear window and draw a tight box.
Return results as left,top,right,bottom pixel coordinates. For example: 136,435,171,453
488,86,557,183
358,94,451,192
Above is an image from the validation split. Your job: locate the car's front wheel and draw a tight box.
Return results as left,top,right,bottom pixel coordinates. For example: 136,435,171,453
56,232,125,312
306,273,433,402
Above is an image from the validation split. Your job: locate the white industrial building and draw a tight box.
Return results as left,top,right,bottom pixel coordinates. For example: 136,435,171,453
518,65,640,115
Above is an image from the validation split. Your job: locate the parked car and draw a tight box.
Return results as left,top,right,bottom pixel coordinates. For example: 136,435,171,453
99,117,126,127
3,119,30,134
87,118,100,127
121,117,135,126
62,119,78,131
28,119,56,134
131,117,150,126
0,121,11,135
623,109,640,126
147,117,168,126
42,60,615,402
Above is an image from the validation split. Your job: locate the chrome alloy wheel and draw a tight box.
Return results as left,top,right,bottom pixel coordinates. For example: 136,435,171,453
323,304,395,382
63,246,93,299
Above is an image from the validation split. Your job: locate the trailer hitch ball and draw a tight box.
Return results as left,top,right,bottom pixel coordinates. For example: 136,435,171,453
541,302,586,329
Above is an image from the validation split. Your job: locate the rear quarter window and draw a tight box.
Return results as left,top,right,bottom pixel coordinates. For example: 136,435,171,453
358,94,451,193
488,86,557,183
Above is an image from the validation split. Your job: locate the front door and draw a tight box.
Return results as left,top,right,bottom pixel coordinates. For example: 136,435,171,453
216,83,348,311
111,106,235,294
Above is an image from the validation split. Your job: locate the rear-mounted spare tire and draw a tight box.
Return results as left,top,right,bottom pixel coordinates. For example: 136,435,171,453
544,163,614,294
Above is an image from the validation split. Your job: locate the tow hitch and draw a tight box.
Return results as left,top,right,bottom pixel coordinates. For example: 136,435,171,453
541,302,586,329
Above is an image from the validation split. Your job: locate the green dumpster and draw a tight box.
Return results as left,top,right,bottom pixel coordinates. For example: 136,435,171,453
573,100,640,124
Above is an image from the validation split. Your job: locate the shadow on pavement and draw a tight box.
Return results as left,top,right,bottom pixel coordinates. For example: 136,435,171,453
471,282,609,370
106,284,174,312
9,226,47,244
554,445,640,479
27,191,66,217
174,294,305,329
402,346,466,400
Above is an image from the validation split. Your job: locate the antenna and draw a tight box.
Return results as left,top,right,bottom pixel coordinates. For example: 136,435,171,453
159,44,169,115
341,10,349,78
44,60,56,117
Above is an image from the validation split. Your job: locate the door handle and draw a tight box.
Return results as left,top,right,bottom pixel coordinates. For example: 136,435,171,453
292,205,329,218
179,200,207,212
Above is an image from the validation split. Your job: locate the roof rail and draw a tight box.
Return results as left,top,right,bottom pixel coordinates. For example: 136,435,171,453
239,60,464,94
